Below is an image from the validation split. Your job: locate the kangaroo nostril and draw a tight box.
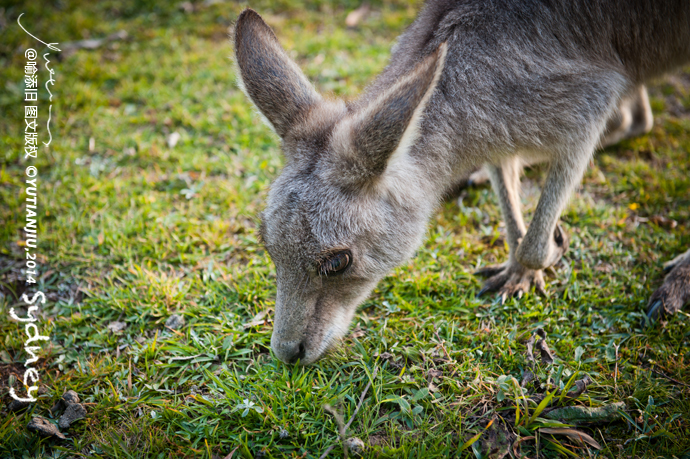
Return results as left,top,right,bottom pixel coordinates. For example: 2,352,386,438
287,341,306,364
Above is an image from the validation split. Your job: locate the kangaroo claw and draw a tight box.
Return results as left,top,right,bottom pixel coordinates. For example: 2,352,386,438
476,262,545,302
647,250,690,320
475,262,508,278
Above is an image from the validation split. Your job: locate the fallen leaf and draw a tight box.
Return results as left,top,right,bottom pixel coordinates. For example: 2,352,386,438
350,326,366,339
427,368,443,380
544,401,625,424
107,321,127,333
649,215,678,229
178,1,194,13
345,3,370,28
242,309,271,329
61,30,127,57
539,427,602,450
536,338,555,364
168,353,203,362
345,437,365,455
479,418,514,459
565,375,591,398
521,370,534,387
525,335,536,365
28,416,66,440
167,132,181,148
165,314,185,330
0,350,12,363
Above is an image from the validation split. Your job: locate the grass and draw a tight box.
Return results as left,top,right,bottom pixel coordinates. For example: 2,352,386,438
1,0,689,457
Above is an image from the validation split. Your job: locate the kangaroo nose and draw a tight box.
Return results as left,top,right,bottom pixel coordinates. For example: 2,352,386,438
273,340,306,364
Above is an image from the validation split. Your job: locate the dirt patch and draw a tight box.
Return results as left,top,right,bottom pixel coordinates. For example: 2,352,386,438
480,419,513,459
0,363,29,401
0,255,83,306
367,434,390,447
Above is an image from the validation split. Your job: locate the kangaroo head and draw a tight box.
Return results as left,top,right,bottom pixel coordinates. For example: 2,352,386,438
234,9,446,364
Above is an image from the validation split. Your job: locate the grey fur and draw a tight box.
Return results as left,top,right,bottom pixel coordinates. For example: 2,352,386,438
647,249,690,319
459,84,654,189
233,1,690,364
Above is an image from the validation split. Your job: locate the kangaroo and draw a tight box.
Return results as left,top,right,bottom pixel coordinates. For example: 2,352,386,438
449,84,654,197
233,0,690,364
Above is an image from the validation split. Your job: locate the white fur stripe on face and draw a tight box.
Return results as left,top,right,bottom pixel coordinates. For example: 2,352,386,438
329,43,448,191
384,43,448,178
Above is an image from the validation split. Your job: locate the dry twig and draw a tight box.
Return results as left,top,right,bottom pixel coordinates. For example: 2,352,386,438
319,367,379,459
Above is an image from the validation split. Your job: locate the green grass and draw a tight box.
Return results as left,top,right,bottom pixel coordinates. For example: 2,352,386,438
1,1,689,457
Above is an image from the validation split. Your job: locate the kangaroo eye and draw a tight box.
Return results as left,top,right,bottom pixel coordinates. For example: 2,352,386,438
321,251,351,275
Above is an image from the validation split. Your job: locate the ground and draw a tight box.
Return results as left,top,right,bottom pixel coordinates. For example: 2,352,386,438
0,1,689,458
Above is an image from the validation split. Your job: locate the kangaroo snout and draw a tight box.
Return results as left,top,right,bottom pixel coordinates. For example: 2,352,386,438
271,336,306,364
270,288,366,365
269,289,315,364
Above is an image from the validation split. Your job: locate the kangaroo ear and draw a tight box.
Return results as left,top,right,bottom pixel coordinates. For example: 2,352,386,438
334,44,447,183
234,9,321,138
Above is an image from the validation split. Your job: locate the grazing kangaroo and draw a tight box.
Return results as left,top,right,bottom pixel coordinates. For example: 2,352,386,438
449,84,655,212
233,1,690,364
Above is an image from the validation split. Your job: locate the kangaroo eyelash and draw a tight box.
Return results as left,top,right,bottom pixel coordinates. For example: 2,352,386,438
318,250,352,276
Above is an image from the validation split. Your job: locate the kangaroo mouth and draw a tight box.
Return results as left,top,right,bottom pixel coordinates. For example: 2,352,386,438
270,275,379,364
271,297,350,365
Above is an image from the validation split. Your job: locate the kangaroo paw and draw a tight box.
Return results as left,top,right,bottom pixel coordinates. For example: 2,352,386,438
647,250,690,320
476,262,545,303
545,223,569,268
516,223,569,271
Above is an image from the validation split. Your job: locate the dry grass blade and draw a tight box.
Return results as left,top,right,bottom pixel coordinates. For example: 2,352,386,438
323,404,348,459
512,435,535,459
539,427,602,450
